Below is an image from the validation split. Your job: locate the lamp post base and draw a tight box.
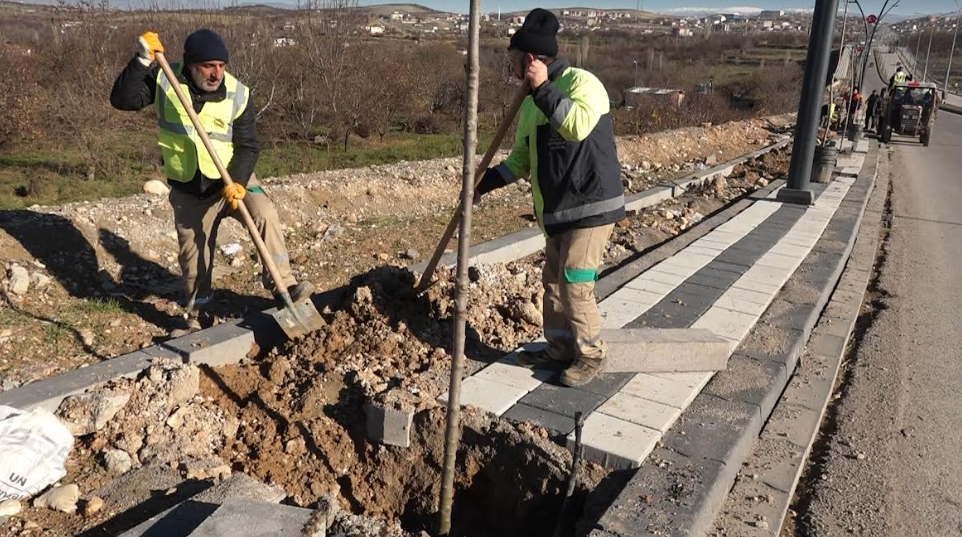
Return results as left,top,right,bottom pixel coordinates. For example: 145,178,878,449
776,187,815,206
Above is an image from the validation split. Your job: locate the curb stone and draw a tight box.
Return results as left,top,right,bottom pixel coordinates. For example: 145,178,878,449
582,141,880,537
710,139,889,536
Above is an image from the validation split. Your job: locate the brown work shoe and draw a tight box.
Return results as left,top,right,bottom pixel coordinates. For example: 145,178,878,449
168,315,202,339
560,356,606,387
515,349,572,370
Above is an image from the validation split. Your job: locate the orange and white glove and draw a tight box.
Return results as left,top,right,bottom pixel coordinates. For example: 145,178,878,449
223,183,246,210
137,31,164,67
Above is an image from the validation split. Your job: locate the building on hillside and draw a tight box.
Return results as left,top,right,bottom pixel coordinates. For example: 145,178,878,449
759,10,784,20
673,27,693,37
625,87,686,109
369,25,385,35
507,28,516,36
390,11,403,20
509,15,525,24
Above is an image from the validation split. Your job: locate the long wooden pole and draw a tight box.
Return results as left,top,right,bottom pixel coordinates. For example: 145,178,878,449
437,0,481,531
415,83,528,294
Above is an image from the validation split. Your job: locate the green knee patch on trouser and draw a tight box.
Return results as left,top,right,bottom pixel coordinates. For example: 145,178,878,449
247,186,265,194
564,268,598,283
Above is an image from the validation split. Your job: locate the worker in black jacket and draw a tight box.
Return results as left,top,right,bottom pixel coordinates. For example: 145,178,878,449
111,30,313,337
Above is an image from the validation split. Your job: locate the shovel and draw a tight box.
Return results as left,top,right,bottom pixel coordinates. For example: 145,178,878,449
155,51,324,339
415,83,529,294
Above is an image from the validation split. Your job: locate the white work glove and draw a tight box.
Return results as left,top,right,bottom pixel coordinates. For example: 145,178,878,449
137,31,164,67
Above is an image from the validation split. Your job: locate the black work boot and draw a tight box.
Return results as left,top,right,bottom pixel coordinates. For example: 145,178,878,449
560,355,606,387
515,349,573,370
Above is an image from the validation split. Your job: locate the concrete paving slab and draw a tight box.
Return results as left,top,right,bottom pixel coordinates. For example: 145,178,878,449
601,328,731,373
641,268,691,286
703,354,787,420
610,286,666,307
575,372,636,398
596,392,682,433
620,373,701,409
691,307,758,343
623,277,677,296
162,322,255,367
472,360,553,391
570,412,661,469
502,403,576,435
188,498,313,537
663,394,762,465
519,383,607,419
438,376,526,416
599,297,650,329
649,371,714,391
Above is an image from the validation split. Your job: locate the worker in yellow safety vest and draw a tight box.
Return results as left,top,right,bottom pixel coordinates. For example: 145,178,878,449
889,66,911,89
110,30,314,337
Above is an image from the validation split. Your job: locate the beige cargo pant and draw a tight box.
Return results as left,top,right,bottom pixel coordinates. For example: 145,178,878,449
542,224,615,363
168,176,296,315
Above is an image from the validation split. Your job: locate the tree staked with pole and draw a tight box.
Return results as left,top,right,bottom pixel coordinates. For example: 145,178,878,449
437,0,481,532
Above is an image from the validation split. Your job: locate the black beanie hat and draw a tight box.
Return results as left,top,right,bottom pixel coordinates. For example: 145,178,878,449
183,29,229,65
509,8,559,57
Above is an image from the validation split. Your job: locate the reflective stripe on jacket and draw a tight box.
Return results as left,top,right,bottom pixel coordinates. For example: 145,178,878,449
496,58,625,237
155,64,249,182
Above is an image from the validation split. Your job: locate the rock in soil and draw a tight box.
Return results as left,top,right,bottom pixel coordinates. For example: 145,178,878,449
34,484,80,514
82,496,104,517
102,449,132,476
7,265,29,295
56,389,131,436
0,499,21,517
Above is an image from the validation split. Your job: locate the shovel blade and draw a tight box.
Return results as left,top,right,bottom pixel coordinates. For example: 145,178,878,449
271,298,325,339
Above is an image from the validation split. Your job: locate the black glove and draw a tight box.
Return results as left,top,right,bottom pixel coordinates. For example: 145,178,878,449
475,166,508,198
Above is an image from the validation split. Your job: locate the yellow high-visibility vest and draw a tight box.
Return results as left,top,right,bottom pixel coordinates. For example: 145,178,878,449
893,71,908,85
155,64,249,182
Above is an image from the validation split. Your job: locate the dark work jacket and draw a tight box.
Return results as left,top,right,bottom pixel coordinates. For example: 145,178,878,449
110,55,259,199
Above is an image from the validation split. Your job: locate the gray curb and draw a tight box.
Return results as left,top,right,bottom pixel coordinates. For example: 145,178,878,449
584,142,880,537
711,140,888,536
0,141,791,413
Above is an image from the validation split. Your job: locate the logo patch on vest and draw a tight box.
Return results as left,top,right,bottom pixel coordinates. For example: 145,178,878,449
211,118,227,130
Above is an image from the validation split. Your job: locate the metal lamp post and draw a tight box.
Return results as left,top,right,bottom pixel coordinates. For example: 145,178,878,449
778,0,840,205
924,22,934,81
944,2,961,99
633,60,638,86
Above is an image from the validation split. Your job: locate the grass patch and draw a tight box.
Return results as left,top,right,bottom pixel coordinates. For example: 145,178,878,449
42,322,71,345
76,297,126,316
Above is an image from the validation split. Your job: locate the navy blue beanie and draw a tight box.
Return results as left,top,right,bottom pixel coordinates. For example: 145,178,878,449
509,8,559,57
183,29,229,65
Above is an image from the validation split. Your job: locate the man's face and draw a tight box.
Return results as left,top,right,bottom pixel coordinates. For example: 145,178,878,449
189,61,226,92
509,50,525,80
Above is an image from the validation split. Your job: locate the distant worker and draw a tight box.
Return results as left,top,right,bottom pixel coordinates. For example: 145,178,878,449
474,8,626,387
889,65,911,89
110,29,314,337
866,90,880,131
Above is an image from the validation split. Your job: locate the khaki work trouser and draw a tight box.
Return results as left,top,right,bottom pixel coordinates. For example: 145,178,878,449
168,176,296,314
542,224,615,363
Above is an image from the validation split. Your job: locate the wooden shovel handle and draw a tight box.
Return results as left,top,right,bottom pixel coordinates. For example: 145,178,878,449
415,83,529,293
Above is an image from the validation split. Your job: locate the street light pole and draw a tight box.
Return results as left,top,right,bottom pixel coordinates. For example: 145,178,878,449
633,60,638,86
916,25,923,71
924,23,934,81
778,0,840,206
944,4,961,99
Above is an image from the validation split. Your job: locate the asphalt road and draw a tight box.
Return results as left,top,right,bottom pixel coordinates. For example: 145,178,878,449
795,57,962,536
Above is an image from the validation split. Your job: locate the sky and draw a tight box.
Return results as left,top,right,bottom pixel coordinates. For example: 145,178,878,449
361,0,960,17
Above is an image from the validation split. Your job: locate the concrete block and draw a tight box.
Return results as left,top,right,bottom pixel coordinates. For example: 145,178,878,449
703,354,788,421
599,297,648,329
121,500,219,537
596,392,682,433
610,286,665,307
600,328,730,373
163,322,256,367
650,371,714,392
192,474,287,505
620,373,701,409
754,252,803,271
365,401,414,448
569,412,661,469
438,376,526,416
670,252,719,270
640,268,690,286
722,286,775,307
188,498,313,537
625,186,673,212
712,291,769,317
684,267,742,291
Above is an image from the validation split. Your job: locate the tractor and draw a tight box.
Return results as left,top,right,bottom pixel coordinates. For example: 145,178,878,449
879,81,938,146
